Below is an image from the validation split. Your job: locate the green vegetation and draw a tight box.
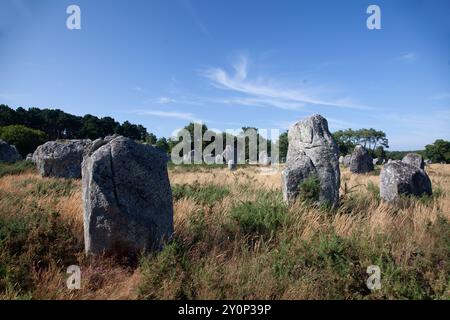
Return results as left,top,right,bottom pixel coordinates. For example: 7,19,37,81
0,160,36,178
229,191,288,236
0,125,48,157
298,174,321,203
172,182,230,205
425,139,450,164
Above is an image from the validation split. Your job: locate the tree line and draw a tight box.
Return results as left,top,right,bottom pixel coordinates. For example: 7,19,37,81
1,104,448,163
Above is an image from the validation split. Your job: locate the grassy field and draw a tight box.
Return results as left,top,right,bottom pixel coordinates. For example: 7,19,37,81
0,161,449,299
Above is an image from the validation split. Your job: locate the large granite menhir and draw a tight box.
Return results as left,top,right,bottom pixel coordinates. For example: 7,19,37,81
82,135,173,257
282,114,340,208
380,160,432,202
32,139,92,178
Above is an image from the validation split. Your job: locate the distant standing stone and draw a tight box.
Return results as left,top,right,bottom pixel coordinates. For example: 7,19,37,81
402,153,425,169
339,155,344,164
282,114,340,207
82,135,173,257
0,139,22,163
349,145,374,174
380,160,432,202
32,139,92,178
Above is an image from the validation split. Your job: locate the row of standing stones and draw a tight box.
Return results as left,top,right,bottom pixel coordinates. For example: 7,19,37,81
1,115,433,257
281,114,432,207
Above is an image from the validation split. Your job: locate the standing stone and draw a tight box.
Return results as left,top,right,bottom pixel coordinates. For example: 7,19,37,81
339,155,344,164
402,153,425,169
0,139,22,163
373,158,379,166
26,153,34,162
32,139,92,178
424,159,432,166
282,114,340,207
380,160,432,202
349,145,374,173
82,136,173,256
343,155,351,167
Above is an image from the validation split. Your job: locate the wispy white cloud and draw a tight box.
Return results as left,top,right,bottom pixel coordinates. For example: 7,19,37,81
400,52,417,63
202,55,370,110
132,109,201,122
180,0,209,36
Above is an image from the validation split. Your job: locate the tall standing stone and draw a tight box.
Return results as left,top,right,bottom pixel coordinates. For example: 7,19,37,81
82,136,173,257
349,145,374,173
282,114,340,208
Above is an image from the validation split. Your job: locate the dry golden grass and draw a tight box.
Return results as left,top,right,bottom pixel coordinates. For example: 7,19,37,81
0,163,449,299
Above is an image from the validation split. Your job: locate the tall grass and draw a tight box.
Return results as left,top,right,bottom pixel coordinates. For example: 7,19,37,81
0,164,449,299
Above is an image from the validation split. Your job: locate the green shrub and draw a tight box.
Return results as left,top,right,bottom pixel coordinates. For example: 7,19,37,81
230,192,288,236
298,174,320,202
0,125,47,157
0,160,36,178
0,209,82,297
172,183,230,205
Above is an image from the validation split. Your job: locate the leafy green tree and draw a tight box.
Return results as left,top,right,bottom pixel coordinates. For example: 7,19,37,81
156,137,170,153
145,133,158,145
425,139,450,163
278,131,288,161
0,125,48,157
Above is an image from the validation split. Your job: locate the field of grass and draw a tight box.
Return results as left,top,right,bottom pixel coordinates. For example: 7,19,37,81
0,161,449,299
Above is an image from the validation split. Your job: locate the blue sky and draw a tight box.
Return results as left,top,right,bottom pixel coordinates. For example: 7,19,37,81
0,0,449,150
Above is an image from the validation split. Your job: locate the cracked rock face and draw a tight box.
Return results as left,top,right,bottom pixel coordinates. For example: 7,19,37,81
380,160,432,202
402,153,425,169
32,139,92,178
349,145,374,174
0,139,22,163
82,135,173,257
282,114,340,208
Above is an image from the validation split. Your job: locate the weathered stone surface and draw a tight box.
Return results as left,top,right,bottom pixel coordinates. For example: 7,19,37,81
339,155,344,164
282,114,340,207
32,139,91,178
343,155,351,167
402,153,425,169
0,139,22,163
82,135,173,256
349,145,374,173
380,160,432,202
